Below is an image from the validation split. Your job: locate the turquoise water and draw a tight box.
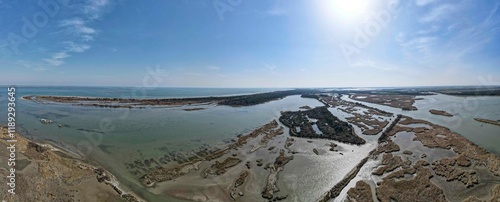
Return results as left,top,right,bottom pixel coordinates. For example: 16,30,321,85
6,86,286,98
0,86,322,201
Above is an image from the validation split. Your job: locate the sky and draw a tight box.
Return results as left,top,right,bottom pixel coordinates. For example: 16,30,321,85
0,0,499,88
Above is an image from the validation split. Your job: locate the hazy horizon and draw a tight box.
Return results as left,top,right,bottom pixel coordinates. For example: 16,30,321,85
1,0,499,87
3,84,500,89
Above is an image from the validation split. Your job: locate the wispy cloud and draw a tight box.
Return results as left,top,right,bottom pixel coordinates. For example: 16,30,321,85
397,34,437,62
398,1,500,69
416,25,440,35
83,0,110,20
64,41,91,52
44,52,69,66
419,4,458,23
350,60,400,71
59,18,97,39
207,65,221,71
17,60,47,72
415,0,437,6
43,0,112,66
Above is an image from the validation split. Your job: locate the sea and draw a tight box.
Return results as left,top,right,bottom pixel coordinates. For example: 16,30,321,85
0,86,323,201
0,86,498,201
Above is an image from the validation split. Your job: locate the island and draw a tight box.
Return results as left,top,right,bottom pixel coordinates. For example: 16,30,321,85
22,89,321,108
429,109,453,117
279,106,366,145
474,118,500,126
350,94,422,111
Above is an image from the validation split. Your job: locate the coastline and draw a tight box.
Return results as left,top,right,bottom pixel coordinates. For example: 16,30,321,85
429,109,453,117
21,89,320,108
0,125,146,202
474,118,500,127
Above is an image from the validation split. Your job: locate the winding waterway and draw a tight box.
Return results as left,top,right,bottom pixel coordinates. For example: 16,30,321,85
342,94,500,155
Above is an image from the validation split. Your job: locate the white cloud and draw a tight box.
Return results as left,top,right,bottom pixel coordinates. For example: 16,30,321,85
44,52,69,66
59,18,97,37
63,41,91,53
44,0,112,66
84,0,110,20
419,4,457,23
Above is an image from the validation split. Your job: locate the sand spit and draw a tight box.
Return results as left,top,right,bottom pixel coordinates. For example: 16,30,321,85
345,115,500,202
139,120,282,187
230,170,249,200
203,157,242,177
250,126,284,153
0,126,144,202
474,118,500,127
429,109,453,117
23,89,321,108
140,119,297,201
261,149,294,199
183,108,206,111
350,94,421,111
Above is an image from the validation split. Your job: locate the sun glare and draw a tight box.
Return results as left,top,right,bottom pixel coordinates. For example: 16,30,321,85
327,0,370,21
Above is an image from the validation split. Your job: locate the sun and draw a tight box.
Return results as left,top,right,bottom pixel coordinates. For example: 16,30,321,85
327,0,370,21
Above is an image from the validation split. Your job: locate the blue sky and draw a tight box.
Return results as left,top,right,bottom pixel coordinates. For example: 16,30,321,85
1,0,499,87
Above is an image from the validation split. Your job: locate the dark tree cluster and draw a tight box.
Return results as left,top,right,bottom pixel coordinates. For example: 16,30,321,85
219,89,320,106
279,106,365,145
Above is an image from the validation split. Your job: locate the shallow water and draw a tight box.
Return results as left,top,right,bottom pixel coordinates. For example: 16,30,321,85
392,131,457,162
0,87,323,201
280,140,377,201
343,94,500,155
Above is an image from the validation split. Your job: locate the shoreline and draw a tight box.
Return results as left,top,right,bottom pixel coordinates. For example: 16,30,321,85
0,125,146,202
429,109,453,117
474,118,500,127
21,89,321,108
